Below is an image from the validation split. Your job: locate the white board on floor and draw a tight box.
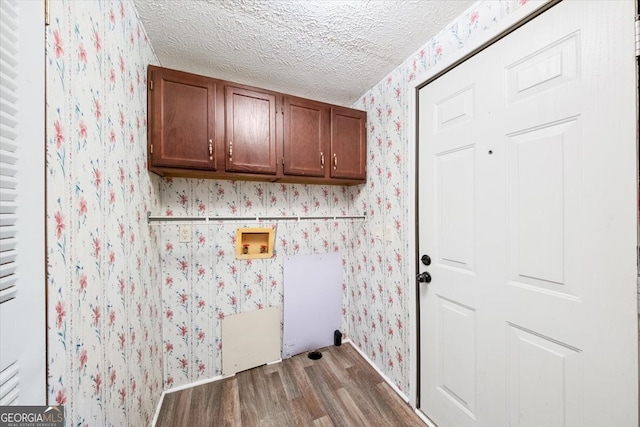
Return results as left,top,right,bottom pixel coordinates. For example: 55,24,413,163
282,252,342,359
221,306,281,375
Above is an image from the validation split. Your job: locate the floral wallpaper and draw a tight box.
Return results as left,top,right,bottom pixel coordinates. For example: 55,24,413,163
158,0,538,398
45,1,162,426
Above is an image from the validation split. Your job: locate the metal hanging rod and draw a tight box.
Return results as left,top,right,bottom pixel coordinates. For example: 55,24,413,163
146,212,366,224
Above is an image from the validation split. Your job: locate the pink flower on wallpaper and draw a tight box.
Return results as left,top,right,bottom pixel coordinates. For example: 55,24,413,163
119,55,125,75
229,295,237,306
388,295,394,304
245,200,252,209
165,309,173,320
92,237,101,258
119,111,125,129
119,388,126,405
165,276,173,286
388,360,394,369
109,310,115,326
179,358,188,369
165,342,174,353
198,235,206,245
197,330,205,341
118,333,125,350
119,167,125,183
54,120,65,148
245,289,252,297
55,301,65,328
470,11,480,25
108,250,115,265
110,369,116,386
396,318,403,330
198,202,206,213
79,197,87,216
118,278,125,294
55,389,66,405
197,299,205,309
217,312,225,320
165,242,173,252
79,274,87,293
179,325,188,337
165,209,174,216
131,380,136,394
179,293,188,304
94,98,102,121
93,372,102,395
520,0,529,5
129,82,134,95
166,376,174,387
131,331,136,344
109,8,115,24
79,348,88,371
77,46,87,69
119,1,125,18
109,68,116,84
93,168,102,189
92,305,101,327
109,190,115,205
93,29,101,52
53,30,63,58
54,211,65,239
198,362,205,373
177,192,188,206
178,259,187,271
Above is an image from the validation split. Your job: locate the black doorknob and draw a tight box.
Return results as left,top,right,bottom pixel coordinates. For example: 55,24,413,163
421,254,431,266
416,271,431,283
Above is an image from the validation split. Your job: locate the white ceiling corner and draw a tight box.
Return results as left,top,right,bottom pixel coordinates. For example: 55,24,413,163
133,0,475,106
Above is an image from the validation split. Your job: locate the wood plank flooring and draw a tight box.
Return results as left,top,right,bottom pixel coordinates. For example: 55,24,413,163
155,343,425,426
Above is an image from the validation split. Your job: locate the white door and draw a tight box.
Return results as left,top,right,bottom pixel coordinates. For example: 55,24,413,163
417,1,638,427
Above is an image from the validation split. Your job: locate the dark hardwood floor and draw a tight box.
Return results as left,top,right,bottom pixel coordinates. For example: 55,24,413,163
155,343,426,426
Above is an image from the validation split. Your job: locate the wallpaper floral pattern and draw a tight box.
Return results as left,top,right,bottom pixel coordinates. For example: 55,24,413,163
159,0,536,398
45,1,162,426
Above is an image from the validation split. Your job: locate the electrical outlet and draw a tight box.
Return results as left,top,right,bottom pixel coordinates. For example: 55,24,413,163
179,225,192,243
384,226,394,242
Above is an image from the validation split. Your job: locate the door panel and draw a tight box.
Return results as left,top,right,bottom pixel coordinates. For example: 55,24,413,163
418,2,638,427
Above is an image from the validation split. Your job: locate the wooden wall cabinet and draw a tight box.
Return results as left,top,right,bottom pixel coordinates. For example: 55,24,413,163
148,66,220,172
147,65,367,185
225,85,278,175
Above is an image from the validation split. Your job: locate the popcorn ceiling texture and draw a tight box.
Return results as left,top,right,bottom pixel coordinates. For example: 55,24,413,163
133,0,475,106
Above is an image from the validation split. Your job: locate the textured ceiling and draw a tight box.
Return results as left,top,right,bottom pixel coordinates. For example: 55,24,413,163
133,0,475,106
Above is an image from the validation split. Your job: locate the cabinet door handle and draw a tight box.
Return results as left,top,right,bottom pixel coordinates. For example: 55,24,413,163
333,153,337,170
208,139,213,160
228,141,233,159
320,152,324,167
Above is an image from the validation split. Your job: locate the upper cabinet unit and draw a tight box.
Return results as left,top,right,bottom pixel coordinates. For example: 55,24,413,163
225,85,278,175
330,106,367,180
147,66,220,172
282,96,330,178
147,65,367,185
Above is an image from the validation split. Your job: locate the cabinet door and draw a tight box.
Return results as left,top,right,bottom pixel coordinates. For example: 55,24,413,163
283,96,330,177
149,66,216,170
330,107,367,180
225,86,277,175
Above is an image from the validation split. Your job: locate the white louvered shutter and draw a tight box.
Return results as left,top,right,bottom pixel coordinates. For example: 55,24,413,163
0,0,46,405
0,0,21,406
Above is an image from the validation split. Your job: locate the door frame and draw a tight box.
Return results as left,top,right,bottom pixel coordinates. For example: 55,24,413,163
406,0,638,422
